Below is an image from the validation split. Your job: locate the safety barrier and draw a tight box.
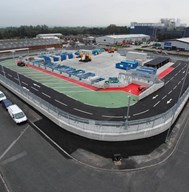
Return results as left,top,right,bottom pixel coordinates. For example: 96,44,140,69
0,68,189,141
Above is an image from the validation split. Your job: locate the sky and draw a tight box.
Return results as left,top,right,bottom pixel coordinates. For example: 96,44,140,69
1,0,189,27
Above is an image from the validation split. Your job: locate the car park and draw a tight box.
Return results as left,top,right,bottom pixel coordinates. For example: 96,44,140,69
7,104,27,124
0,91,6,101
1,99,13,110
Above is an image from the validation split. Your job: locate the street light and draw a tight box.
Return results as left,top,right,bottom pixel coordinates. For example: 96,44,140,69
165,59,189,142
125,93,131,129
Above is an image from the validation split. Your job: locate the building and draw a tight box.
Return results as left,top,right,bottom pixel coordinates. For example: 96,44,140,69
96,34,150,45
161,38,189,51
130,19,186,40
0,38,62,51
183,27,189,37
36,33,63,39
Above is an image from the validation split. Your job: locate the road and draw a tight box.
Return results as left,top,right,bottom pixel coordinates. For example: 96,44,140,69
0,93,189,192
0,60,189,121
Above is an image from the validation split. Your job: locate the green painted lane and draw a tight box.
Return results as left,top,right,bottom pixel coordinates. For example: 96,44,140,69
66,91,138,108
0,59,138,108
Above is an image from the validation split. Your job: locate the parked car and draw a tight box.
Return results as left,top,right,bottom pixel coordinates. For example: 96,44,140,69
7,104,27,124
2,99,13,110
0,91,6,101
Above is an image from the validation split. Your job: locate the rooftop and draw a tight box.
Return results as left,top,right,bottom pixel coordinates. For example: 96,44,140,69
104,34,150,39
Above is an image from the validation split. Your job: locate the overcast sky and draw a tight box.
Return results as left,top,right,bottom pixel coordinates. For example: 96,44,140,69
1,0,188,27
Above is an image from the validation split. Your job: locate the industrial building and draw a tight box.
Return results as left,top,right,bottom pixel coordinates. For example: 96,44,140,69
130,19,187,40
0,38,62,51
96,34,150,45
36,33,63,39
161,38,189,51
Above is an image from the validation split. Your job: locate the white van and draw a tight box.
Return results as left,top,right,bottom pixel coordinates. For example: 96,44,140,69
7,104,27,124
0,91,6,101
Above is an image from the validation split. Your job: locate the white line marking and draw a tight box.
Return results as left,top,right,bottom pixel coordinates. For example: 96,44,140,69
166,80,170,84
168,90,172,95
31,86,39,92
152,95,158,99
1,151,27,165
162,95,167,100
7,74,12,77
22,87,30,91
33,83,40,88
55,99,67,106
0,174,10,192
14,77,18,81
22,81,28,86
74,108,93,115
133,109,150,116
102,115,123,118
0,126,29,160
173,85,177,90
153,101,160,107
42,92,51,98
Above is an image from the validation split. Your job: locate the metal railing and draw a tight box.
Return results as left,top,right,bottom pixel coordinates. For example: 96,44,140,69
0,72,189,136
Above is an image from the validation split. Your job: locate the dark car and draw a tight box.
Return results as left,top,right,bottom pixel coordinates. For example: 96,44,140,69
2,99,13,110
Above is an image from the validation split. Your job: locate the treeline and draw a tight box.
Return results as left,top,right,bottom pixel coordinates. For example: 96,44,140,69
0,25,129,39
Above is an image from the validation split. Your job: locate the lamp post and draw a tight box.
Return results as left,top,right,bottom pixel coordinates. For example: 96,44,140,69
125,93,131,129
165,59,189,142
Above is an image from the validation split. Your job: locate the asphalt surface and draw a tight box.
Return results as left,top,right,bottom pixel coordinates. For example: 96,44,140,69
0,60,189,122
0,90,189,192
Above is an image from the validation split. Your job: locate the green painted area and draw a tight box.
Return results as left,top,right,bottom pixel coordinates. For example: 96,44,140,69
0,59,138,108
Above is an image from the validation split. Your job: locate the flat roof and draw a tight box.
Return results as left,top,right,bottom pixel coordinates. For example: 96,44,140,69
176,37,189,44
144,57,169,66
103,34,150,39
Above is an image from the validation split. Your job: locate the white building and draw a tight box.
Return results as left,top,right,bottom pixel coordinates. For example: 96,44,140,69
162,38,189,51
96,34,150,45
36,33,63,39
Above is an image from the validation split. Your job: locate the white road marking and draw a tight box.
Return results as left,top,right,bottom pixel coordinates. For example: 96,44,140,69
33,83,40,88
165,80,170,84
55,99,68,106
153,101,160,107
74,108,93,115
162,95,167,100
133,109,150,116
170,77,174,81
22,87,30,91
1,151,27,165
152,95,158,99
168,90,172,95
31,86,39,92
183,71,185,73
173,85,177,90
14,77,18,81
22,81,28,86
102,115,124,118
0,174,10,192
167,99,172,104
7,74,12,77
0,126,29,160
42,92,51,98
